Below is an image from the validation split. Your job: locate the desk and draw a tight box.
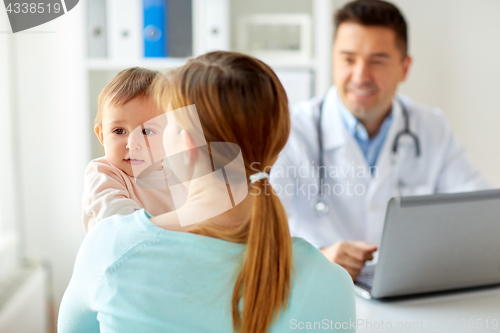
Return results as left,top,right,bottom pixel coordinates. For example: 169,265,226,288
355,286,500,332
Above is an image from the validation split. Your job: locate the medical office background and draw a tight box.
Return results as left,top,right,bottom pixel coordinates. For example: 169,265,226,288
0,0,499,331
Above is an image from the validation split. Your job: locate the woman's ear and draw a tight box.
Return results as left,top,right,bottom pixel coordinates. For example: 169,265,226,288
181,129,198,163
94,125,104,145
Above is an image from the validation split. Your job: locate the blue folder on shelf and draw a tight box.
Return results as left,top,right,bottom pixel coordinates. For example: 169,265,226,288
143,0,167,57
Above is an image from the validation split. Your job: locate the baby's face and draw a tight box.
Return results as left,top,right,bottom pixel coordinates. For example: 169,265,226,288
98,97,167,177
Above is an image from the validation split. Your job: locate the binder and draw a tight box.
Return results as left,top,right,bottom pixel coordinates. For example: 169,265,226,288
87,0,107,58
203,0,229,52
167,0,192,58
143,0,167,58
107,0,143,59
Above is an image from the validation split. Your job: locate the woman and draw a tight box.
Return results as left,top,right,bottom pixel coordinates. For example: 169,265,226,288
58,52,355,333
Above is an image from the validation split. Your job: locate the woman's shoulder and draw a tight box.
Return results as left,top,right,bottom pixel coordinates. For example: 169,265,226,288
291,237,352,280
287,238,356,330
80,210,156,271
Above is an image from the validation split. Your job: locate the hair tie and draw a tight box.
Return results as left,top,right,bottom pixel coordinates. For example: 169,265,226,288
249,172,269,184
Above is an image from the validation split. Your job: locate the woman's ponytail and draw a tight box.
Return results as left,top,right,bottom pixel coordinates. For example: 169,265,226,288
232,179,292,333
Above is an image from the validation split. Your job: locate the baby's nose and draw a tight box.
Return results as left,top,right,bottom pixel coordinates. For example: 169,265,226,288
126,142,141,150
126,132,144,150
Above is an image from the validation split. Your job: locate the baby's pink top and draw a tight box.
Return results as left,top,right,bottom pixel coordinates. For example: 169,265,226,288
82,157,175,233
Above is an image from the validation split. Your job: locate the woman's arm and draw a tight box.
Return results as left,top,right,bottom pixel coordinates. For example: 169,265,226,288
290,240,357,332
58,235,102,333
58,284,100,333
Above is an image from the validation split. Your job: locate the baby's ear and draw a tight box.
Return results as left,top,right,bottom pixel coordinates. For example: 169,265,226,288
94,125,104,145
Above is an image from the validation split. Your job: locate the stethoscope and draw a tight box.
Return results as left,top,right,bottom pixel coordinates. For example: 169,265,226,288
314,97,421,216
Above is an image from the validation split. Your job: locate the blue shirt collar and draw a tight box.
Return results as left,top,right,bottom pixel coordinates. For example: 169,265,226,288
336,96,393,143
335,93,394,169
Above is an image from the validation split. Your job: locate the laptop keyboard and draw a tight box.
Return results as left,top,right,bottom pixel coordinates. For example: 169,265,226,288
356,265,376,288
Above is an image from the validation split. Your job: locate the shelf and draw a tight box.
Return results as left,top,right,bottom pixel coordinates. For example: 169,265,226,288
258,58,315,70
86,58,189,71
86,56,316,72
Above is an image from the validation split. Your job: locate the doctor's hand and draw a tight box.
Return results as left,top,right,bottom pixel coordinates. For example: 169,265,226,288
320,241,378,281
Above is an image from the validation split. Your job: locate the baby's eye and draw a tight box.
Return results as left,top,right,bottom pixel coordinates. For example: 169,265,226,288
142,128,155,135
113,128,125,135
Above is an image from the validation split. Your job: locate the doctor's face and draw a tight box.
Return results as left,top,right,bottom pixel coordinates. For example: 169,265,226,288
333,23,411,123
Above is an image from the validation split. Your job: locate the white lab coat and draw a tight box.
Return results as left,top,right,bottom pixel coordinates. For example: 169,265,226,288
270,87,490,248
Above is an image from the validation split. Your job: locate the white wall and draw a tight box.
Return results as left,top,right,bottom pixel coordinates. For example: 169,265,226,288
0,0,23,290
393,0,500,186
6,3,88,315
332,0,500,186
0,2,18,235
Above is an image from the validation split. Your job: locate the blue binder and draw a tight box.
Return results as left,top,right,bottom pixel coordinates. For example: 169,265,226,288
143,0,167,57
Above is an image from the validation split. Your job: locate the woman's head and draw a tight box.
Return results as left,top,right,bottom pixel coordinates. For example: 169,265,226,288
157,51,290,178
155,51,292,333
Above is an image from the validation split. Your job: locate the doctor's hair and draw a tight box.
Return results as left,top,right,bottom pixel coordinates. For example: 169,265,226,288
95,67,161,126
334,0,408,58
155,51,291,333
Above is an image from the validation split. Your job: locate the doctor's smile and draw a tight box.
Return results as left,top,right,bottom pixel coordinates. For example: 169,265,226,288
347,85,378,98
346,83,379,107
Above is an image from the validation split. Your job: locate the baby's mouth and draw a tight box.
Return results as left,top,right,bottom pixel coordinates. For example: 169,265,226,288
124,158,144,166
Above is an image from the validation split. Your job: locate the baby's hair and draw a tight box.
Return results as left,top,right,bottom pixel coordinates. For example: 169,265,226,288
95,67,161,126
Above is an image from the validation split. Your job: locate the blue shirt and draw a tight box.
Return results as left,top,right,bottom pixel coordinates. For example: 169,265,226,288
58,210,356,333
337,98,393,169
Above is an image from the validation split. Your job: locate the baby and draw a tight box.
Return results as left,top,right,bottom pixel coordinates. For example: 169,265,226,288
82,67,174,233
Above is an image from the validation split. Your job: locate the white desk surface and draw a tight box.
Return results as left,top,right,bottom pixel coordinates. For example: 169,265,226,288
355,285,500,333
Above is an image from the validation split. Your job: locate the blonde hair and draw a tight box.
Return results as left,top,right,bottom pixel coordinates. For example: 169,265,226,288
95,67,161,126
156,51,292,333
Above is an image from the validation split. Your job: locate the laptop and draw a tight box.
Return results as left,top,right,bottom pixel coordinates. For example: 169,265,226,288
354,189,500,299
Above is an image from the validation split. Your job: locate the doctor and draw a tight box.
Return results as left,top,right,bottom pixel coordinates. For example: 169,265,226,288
270,0,490,280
